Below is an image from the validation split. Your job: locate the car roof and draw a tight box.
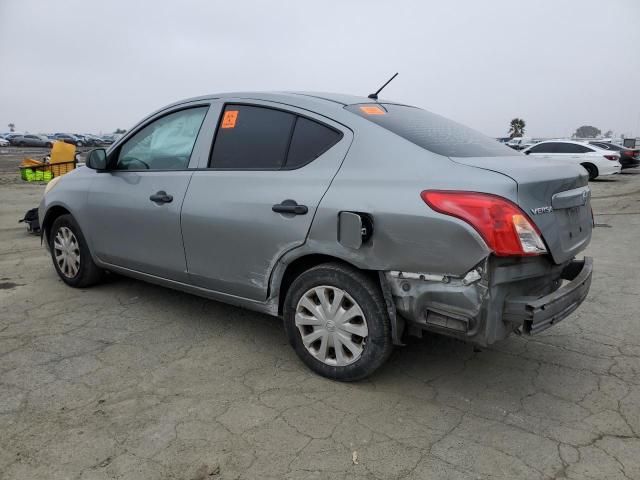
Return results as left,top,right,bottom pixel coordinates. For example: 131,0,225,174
135,91,413,131
536,139,594,146
522,139,612,152
163,91,408,112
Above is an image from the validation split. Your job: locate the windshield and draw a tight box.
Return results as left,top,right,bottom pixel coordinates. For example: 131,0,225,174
345,103,515,157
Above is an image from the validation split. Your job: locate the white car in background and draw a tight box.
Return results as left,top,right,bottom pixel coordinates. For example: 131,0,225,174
0,138,9,147
522,140,621,180
505,136,532,150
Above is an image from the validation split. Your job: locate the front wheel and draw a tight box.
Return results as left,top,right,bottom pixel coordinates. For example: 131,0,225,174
283,263,393,381
49,214,104,287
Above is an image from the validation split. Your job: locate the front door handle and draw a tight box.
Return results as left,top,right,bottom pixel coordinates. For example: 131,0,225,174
272,199,308,215
149,191,173,204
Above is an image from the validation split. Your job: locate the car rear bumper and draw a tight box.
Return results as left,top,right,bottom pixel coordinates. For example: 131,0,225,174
502,257,592,334
599,162,622,176
621,159,640,169
384,255,592,346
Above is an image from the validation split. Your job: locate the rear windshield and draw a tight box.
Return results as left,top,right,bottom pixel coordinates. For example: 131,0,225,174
345,103,515,157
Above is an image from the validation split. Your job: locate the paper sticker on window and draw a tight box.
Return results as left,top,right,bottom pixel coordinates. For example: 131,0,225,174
221,110,239,129
359,105,385,115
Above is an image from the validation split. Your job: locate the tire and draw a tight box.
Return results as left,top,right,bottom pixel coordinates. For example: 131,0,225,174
49,214,104,288
582,163,598,180
283,263,393,381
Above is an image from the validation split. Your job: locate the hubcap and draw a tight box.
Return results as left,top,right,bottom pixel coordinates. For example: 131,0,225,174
53,226,80,278
295,286,368,366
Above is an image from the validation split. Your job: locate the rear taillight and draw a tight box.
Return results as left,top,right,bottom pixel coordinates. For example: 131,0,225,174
421,191,547,256
603,154,618,161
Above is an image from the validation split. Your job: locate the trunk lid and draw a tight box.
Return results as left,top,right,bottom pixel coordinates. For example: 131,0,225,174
450,156,592,264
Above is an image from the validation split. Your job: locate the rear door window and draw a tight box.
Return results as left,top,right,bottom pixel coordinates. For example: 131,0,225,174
555,143,593,154
345,103,514,157
210,105,295,169
210,105,342,170
285,117,342,169
575,144,595,153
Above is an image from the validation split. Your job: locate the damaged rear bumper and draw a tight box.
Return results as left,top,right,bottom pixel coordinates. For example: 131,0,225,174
384,256,593,346
503,257,592,335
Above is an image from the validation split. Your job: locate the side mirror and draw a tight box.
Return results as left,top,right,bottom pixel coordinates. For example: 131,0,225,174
524,150,531,155
86,148,108,170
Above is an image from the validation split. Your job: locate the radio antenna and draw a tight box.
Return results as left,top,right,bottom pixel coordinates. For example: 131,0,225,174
368,72,398,100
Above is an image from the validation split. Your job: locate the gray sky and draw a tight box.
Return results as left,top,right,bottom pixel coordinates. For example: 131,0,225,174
1,0,639,138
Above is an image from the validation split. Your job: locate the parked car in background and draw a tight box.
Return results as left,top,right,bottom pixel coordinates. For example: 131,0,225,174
0,138,9,147
505,136,532,150
589,141,640,169
75,134,104,147
519,141,539,150
3,133,24,143
73,134,89,145
83,134,106,146
523,140,621,179
53,133,82,146
39,92,594,380
9,134,53,147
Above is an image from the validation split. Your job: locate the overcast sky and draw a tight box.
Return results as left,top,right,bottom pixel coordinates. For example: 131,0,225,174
1,0,639,138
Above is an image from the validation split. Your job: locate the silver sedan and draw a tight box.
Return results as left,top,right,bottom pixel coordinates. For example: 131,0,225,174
39,92,593,380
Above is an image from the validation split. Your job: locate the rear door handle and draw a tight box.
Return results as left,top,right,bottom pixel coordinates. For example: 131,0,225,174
272,199,308,215
149,191,173,204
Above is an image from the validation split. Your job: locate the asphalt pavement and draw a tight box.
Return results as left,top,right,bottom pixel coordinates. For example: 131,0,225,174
1,154,639,479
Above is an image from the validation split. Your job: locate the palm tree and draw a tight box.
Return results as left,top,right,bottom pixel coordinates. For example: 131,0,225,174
7,123,15,132
508,118,526,138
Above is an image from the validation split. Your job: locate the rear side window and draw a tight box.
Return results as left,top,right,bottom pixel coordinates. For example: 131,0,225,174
286,117,342,169
210,104,342,169
345,103,514,157
210,105,295,169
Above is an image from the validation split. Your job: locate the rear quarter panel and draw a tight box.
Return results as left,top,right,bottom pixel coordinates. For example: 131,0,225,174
305,120,518,277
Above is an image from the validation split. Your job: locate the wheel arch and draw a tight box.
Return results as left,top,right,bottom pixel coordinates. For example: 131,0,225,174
581,162,598,179
270,252,404,345
271,253,376,315
42,204,72,245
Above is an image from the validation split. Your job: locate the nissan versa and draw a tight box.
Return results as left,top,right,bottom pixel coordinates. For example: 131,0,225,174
39,92,593,380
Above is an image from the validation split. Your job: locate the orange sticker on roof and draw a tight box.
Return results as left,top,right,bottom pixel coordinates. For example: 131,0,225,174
360,105,385,115
221,110,239,129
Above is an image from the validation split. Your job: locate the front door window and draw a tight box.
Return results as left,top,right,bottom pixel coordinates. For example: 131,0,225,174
116,107,208,170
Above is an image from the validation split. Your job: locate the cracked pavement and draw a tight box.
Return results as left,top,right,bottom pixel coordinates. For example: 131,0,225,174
1,162,639,479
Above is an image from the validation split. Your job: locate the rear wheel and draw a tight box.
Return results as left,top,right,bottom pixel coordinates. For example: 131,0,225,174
49,214,104,287
283,263,393,381
581,162,598,180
